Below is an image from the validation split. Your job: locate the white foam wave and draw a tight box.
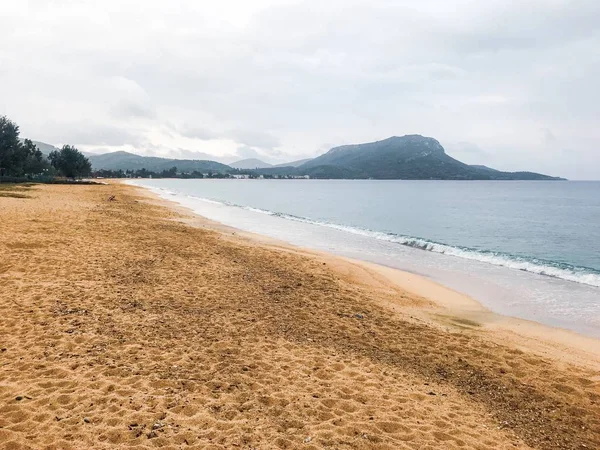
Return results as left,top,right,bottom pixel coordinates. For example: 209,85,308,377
147,187,600,288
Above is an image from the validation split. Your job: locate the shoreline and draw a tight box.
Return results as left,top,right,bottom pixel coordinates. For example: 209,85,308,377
129,181,600,370
2,181,599,449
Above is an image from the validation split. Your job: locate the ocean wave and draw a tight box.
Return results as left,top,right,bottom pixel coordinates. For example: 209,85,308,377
153,188,600,288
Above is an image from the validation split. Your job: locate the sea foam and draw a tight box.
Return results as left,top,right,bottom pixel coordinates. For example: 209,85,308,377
149,186,600,288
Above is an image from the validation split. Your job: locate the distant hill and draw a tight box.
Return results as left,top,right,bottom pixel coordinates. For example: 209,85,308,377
21,140,97,157
230,158,273,169
272,158,312,168
285,136,563,180
88,151,231,173
470,164,499,172
31,135,563,180
30,140,59,155
18,139,59,155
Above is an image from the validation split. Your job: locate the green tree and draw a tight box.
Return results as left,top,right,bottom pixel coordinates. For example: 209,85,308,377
0,116,23,177
0,116,51,177
49,145,92,179
160,166,177,178
21,139,49,175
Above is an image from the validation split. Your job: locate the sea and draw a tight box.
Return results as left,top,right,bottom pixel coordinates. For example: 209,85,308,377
129,179,600,338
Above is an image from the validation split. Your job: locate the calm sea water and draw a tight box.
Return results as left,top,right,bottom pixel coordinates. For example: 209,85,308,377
130,179,600,337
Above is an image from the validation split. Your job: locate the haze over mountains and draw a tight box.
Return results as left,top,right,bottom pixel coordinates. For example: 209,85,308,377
229,158,312,169
26,135,563,180
87,151,230,173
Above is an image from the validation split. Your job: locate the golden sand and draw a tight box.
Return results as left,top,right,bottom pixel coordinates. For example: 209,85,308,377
0,182,599,449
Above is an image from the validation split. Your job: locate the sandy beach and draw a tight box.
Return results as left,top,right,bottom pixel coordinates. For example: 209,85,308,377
1,182,599,450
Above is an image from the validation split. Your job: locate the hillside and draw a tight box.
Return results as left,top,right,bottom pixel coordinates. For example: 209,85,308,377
30,135,563,180
289,136,563,180
273,158,312,168
230,158,273,169
18,139,59,155
88,151,231,173
29,140,59,155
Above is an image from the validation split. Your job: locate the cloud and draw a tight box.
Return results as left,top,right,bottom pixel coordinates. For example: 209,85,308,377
178,125,221,141
445,141,491,165
540,128,557,147
234,145,262,159
110,99,157,120
178,125,281,150
1,0,599,178
229,130,280,150
33,121,142,147
451,141,489,156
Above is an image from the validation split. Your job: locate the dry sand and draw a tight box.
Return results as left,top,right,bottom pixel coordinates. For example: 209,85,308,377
1,182,599,450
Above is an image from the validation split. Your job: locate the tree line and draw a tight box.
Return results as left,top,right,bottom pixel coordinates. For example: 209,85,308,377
94,168,233,179
0,115,91,180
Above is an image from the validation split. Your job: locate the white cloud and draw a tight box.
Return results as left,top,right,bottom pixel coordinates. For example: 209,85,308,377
1,0,599,178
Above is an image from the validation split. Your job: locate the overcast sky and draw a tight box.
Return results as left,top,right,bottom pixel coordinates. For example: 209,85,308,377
1,0,599,178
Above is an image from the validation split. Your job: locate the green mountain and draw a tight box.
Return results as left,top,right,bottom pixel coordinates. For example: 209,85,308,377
18,139,59,155
28,135,563,180
88,151,231,173
272,158,312,168
284,136,563,180
29,140,60,155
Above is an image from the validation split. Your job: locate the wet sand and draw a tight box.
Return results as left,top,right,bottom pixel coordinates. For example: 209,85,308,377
1,182,599,449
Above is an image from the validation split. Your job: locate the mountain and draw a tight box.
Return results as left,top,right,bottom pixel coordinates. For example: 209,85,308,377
272,158,312,168
18,139,59,155
469,164,500,173
21,139,96,157
30,140,59,155
287,136,563,180
88,151,231,173
230,158,273,169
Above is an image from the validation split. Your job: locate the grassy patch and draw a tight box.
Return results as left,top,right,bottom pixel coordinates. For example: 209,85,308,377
0,183,35,198
0,192,31,198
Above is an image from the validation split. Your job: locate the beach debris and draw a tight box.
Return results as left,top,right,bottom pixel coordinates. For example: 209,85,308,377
108,195,116,201
427,391,437,396
152,421,165,430
304,436,312,443
83,417,90,423
15,396,23,401
354,313,364,319
129,423,146,437
147,431,158,439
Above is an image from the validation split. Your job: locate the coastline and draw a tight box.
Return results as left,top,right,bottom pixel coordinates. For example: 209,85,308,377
2,181,599,449
131,181,600,370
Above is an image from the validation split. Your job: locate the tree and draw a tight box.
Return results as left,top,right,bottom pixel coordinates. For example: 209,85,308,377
49,145,92,179
160,166,177,178
21,139,49,175
0,116,23,177
0,116,51,178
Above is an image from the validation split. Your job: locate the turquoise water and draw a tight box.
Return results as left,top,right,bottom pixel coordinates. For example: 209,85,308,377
131,179,600,337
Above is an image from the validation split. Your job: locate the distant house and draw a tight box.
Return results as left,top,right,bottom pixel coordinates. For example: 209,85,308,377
231,174,250,179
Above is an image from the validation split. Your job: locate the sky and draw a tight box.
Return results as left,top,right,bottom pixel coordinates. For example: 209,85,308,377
1,0,599,178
